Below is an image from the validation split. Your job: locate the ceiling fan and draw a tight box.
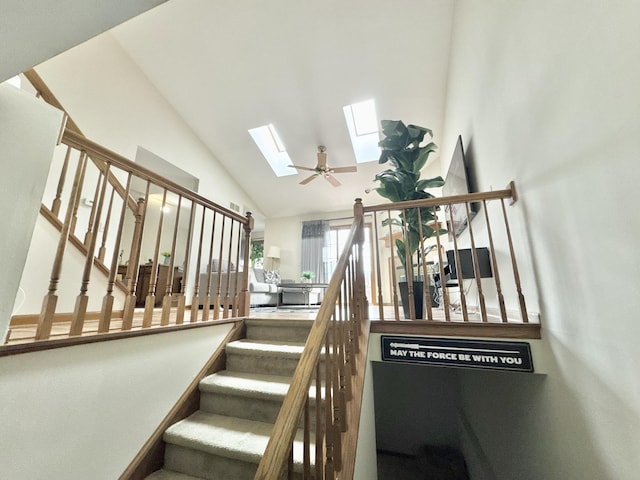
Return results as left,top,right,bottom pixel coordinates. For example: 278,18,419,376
289,146,357,187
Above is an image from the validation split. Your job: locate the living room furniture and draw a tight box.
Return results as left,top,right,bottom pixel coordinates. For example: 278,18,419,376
118,264,183,307
198,265,278,307
279,282,328,308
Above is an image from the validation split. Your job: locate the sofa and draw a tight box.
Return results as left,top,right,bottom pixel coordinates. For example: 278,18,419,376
198,264,278,307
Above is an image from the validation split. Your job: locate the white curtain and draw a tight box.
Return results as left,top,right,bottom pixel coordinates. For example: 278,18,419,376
301,220,329,282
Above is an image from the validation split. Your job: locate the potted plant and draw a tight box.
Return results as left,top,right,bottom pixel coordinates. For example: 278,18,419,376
373,120,446,318
301,271,315,283
161,251,171,266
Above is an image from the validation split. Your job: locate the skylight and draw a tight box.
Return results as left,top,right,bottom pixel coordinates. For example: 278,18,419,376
248,124,295,177
343,99,381,163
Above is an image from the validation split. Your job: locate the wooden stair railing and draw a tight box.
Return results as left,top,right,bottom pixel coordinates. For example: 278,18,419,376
364,182,535,324
24,69,140,215
254,199,371,480
21,128,254,343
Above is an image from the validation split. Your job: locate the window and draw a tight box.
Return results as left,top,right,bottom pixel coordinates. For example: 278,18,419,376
343,99,381,163
248,124,296,177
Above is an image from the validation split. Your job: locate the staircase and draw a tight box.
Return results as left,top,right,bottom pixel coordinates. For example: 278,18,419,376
146,317,317,480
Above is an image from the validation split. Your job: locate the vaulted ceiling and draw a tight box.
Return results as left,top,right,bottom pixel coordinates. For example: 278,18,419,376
109,1,455,220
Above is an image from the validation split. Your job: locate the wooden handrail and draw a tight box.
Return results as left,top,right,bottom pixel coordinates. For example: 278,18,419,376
255,211,365,479
362,181,517,212
61,129,247,224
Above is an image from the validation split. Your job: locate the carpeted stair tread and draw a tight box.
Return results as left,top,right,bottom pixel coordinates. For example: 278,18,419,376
226,339,306,358
199,370,293,400
199,370,324,404
164,411,275,465
145,469,202,480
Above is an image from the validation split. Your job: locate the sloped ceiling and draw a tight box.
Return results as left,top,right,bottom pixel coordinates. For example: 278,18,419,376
0,0,168,82
108,1,455,219
37,0,454,218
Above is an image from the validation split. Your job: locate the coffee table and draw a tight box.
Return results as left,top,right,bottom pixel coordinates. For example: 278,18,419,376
278,282,329,309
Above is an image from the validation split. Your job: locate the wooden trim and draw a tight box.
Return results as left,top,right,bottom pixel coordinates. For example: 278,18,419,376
370,320,541,339
0,317,242,358
119,320,246,480
10,310,125,327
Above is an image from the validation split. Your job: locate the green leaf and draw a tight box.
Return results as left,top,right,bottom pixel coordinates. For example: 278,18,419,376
416,176,445,190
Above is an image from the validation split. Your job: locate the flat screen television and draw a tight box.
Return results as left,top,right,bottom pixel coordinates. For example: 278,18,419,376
442,135,478,236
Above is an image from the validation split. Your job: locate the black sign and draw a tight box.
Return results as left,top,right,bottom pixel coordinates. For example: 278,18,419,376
381,336,533,372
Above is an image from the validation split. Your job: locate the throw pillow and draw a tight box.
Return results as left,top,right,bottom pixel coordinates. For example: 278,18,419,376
264,270,280,285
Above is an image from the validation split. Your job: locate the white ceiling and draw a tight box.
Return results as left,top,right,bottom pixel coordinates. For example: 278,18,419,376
110,0,455,220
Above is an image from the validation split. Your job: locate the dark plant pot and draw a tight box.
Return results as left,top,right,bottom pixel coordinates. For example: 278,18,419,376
399,281,438,319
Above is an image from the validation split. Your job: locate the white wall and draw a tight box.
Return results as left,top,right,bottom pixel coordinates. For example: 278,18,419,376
353,359,379,480
0,84,62,336
33,32,263,227
441,1,640,478
264,208,353,281
0,323,233,479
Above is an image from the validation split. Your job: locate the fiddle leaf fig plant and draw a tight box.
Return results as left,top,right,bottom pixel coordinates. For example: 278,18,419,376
373,120,446,280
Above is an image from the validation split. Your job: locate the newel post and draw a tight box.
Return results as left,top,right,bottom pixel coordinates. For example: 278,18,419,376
238,211,253,317
353,198,368,322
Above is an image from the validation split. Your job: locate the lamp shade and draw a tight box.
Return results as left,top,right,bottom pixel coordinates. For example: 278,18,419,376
266,246,281,259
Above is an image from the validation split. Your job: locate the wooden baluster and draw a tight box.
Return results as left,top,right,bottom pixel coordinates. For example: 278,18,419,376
99,174,133,333
501,198,529,322
69,151,88,237
315,361,324,480
122,191,149,330
191,206,207,322
373,212,385,320
84,166,102,246
97,186,115,263
70,163,111,336
330,329,342,473
483,199,507,322
213,216,227,320
143,189,168,327
36,151,87,340
51,145,71,216
402,209,416,320
176,201,196,325
238,212,253,317
231,221,242,317
386,210,400,320
161,196,183,326
447,204,469,321
303,396,311,479
465,202,487,321
416,208,433,320
324,334,335,479
222,218,235,318
202,211,218,322
433,206,450,321
287,446,294,480
333,312,347,435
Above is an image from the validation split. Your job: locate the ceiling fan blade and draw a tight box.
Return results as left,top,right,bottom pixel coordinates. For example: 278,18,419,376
300,174,318,185
325,174,341,187
289,164,317,172
317,151,327,169
330,166,357,173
